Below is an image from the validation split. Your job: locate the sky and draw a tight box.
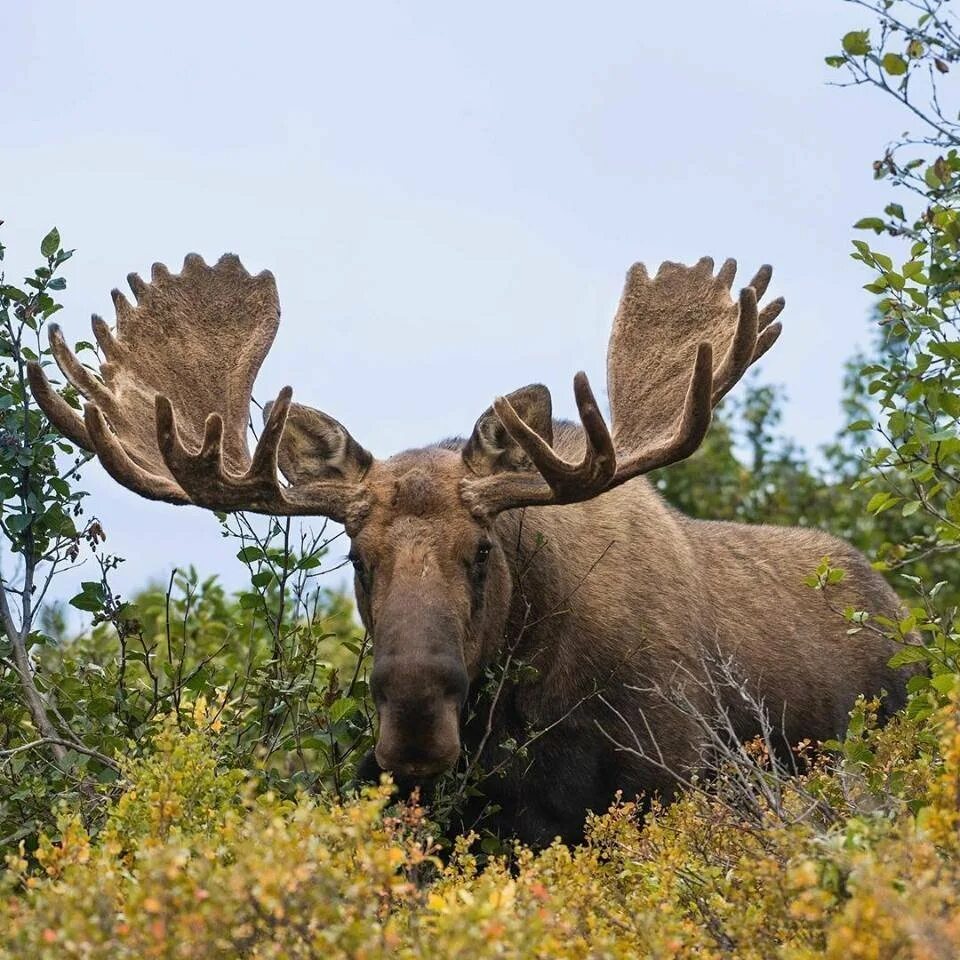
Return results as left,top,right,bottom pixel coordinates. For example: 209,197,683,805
3,0,906,610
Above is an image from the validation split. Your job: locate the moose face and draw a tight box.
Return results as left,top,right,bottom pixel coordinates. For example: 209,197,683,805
347,448,513,778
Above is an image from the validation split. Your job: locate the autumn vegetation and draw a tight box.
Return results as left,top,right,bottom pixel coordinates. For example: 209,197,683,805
1,2,959,956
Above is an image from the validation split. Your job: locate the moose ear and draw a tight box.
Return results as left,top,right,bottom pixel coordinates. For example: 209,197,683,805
463,383,553,475
266,400,373,484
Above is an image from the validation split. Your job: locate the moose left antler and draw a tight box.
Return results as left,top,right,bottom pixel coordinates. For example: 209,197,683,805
28,252,783,523
460,256,784,515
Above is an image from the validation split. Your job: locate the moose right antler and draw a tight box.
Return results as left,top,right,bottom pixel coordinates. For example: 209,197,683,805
27,253,368,521
459,256,784,516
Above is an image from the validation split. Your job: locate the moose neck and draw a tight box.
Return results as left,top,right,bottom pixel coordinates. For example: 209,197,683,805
486,421,693,708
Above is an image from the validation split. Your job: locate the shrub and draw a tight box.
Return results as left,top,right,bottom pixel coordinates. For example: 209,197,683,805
1,694,958,958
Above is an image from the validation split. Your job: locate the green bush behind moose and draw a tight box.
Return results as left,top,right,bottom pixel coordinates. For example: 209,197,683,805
2,0,960,954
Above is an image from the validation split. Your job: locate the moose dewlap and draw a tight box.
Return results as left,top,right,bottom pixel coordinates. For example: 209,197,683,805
28,253,908,846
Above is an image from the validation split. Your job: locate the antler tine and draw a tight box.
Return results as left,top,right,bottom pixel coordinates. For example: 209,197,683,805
747,263,773,299
156,386,298,513
91,315,125,362
752,320,783,364
571,371,617,488
84,404,190,504
47,323,120,420
249,386,293,480
711,286,759,404
26,362,92,451
493,372,615,503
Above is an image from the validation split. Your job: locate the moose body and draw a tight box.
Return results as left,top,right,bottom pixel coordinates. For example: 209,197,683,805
30,252,908,847
357,426,906,845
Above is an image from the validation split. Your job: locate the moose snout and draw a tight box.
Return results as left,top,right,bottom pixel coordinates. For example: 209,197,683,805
371,656,467,778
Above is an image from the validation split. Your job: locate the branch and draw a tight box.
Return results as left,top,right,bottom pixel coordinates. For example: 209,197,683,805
0,736,117,769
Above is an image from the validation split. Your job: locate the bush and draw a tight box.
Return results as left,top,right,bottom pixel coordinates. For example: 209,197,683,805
2,694,959,958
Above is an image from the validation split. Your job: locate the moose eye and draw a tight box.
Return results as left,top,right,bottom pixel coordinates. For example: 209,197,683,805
349,552,369,585
474,541,492,568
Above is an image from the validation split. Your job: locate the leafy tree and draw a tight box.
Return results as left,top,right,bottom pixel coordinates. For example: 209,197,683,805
824,0,960,704
0,226,113,849
0,229,373,852
653,376,835,529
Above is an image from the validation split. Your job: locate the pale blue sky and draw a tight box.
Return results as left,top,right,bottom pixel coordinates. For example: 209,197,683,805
4,1,901,605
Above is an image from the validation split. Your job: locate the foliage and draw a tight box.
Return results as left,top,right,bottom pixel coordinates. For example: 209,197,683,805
656,356,960,589
1,532,374,851
1,695,959,958
0,225,112,851
653,376,843,530
0,227,373,852
824,0,960,704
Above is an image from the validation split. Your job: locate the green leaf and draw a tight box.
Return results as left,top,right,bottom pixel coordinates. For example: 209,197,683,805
0,285,27,303
844,741,875,765
841,30,871,56
69,583,105,612
887,646,928,668
930,673,958,695
40,228,60,258
925,166,943,189
5,514,32,534
866,491,898,514
929,341,960,360
881,53,908,75
853,217,885,232
901,260,924,279
328,697,359,724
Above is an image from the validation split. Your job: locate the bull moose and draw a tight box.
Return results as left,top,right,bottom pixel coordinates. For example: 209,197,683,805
29,252,907,845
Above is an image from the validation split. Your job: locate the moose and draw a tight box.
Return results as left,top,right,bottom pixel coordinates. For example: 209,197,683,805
29,252,908,845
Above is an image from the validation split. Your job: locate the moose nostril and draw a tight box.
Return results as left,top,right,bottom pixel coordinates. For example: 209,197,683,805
444,670,469,706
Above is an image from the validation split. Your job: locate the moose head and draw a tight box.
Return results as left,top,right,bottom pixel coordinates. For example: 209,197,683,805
28,253,783,779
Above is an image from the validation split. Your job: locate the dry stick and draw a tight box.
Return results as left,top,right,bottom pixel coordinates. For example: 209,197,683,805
522,538,616,631
174,575,197,716
0,736,117,770
597,644,842,829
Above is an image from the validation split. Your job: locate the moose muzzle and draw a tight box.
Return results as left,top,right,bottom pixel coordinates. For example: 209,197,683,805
370,653,468,779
